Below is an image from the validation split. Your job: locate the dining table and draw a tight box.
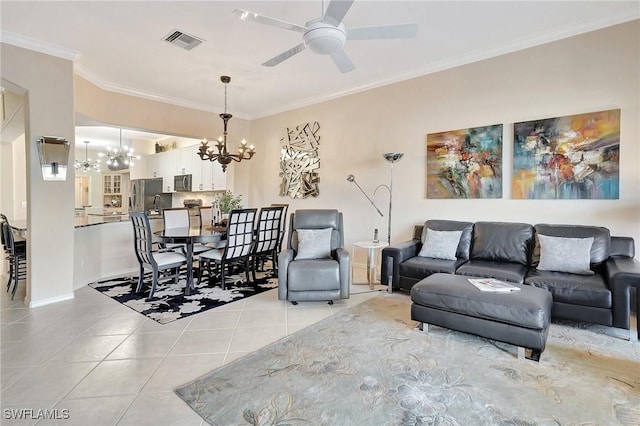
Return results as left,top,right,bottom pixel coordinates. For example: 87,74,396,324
154,225,226,295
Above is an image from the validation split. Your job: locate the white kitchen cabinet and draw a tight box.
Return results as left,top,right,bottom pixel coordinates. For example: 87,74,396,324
102,173,126,211
178,145,197,175
182,145,203,190
212,161,226,190
148,150,178,192
148,145,225,193
148,155,161,179
180,144,228,192
200,158,214,191
195,154,226,191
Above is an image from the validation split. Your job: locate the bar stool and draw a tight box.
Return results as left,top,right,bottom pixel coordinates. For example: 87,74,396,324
1,215,27,300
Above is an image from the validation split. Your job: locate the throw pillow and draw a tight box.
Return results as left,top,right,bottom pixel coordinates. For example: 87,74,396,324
417,229,463,260
295,228,333,260
537,234,594,275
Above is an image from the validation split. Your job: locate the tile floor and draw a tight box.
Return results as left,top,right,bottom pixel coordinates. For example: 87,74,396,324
1,272,386,425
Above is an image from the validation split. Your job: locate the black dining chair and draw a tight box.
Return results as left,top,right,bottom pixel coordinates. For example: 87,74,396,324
131,212,188,299
252,205,285,279
270,203,289,256
198,208,257,290
1,214,27,300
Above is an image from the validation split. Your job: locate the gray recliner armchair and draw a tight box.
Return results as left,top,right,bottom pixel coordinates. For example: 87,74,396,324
278,209,350,304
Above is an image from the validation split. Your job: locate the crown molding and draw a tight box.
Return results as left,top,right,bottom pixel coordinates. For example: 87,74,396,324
4,10,637,121
0,30,79,61
73,63,238,116
251,11,640,119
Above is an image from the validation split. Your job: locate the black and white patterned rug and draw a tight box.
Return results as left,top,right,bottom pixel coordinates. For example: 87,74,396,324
89,267,277,324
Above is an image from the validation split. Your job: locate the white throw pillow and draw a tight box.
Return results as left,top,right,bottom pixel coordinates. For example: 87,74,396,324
537,234,594,275
418,229,463,260
295,228,333,260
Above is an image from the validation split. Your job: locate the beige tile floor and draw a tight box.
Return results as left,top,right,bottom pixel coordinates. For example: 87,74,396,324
0,271,386,425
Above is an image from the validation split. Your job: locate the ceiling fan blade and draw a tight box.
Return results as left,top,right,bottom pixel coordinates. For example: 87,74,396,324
262,43,307,67
232,9,307,33
330,48,355,73
322,0,355,26
347,23,418,40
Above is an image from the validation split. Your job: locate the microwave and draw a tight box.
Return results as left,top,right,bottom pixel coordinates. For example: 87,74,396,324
174,174,192,192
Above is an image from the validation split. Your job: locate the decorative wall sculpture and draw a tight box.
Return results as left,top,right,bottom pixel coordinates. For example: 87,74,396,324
280,121,321,198
512,109,620,199
426,124,503,198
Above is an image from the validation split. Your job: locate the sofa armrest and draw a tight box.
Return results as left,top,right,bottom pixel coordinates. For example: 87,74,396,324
336,247,350,299
610,236,635,258
278,249,295,300
605,256,640,329
381,240,421,288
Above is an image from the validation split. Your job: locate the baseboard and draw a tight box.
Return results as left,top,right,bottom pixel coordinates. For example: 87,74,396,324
28,292,75,308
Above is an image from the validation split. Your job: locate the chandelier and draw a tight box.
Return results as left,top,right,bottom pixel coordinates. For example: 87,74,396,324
75,140,101,172
99,128,140,171
198,75,255,172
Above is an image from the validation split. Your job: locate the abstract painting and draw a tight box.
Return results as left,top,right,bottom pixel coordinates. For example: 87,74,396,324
427,124,503,198
279,121,320,199
512,109,620,199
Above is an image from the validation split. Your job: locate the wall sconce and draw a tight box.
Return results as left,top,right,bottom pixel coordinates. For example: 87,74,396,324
36,136,70,181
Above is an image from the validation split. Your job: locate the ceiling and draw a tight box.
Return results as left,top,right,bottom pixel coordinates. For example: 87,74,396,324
1,1,638,125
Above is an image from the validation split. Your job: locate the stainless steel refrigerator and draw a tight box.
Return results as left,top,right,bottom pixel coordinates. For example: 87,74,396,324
129,178,171,213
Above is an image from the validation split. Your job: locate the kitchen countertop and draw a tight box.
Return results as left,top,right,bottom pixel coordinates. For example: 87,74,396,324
75,213,162,228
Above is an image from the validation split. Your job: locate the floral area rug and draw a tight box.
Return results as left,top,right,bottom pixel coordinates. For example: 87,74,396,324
175,294,640,425
89,266,277,324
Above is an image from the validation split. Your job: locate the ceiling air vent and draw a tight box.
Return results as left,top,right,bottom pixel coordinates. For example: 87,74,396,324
163,30,204,51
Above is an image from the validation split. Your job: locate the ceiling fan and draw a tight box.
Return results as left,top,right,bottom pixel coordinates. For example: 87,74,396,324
232,0,418,73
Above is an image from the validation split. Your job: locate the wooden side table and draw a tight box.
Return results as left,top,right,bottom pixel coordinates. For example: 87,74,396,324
352,241,389,290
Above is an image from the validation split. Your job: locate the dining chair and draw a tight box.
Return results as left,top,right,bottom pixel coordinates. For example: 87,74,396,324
162,207,211,255
199,206,213,228
131,212,188,299
198,208,257,290
270,203,289,255
251,205,285,279
1,214,27,300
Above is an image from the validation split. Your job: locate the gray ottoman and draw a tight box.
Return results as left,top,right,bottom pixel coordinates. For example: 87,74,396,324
411,273,553,361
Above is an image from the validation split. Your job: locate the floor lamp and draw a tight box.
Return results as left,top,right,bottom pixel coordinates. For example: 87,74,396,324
346,152,403,244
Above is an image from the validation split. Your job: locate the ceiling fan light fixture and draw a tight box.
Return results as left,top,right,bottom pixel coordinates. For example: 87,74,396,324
303,21,346,55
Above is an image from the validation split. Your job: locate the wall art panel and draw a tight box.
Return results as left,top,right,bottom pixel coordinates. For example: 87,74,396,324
426,124,503,199
280,121,320,199
512,109,620,199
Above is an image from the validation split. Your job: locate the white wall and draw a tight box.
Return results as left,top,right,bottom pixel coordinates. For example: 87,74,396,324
1,43,76,306
248,21,640,255
2,20,637,304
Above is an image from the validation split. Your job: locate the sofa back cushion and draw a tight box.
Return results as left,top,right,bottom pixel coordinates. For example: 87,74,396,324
533,224,610,269
420,220,474,260
471,221,534,265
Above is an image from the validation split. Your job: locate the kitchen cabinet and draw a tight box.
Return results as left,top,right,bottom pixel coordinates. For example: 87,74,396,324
178,145,198,175
193,150,226,191
147,145,226,192
148,150,177,192
102,173,124,211
212,161,226,190
179,145,226,192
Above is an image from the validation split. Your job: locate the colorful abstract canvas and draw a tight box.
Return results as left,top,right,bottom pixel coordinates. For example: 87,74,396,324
427,124,503,198
512,109,620,199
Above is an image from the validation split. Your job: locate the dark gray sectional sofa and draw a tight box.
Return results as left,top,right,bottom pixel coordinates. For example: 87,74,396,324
381,220,640,333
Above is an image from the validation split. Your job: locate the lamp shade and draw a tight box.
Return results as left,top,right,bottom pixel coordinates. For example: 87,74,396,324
36,136,70,181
